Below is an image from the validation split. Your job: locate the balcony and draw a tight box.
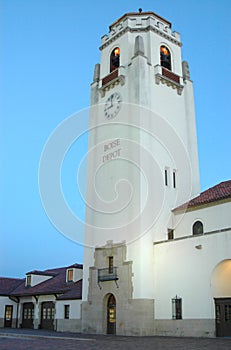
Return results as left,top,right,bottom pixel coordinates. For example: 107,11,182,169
98,267,118,282
154,64,184,95
98,267,119,288
99,67,125,97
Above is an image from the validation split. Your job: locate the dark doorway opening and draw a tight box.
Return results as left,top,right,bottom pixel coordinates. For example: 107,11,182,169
40,301,55,330
215,298,231,337
21,302,34,329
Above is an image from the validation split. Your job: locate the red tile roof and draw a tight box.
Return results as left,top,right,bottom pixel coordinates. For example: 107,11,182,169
0,277,24,296
1,264,82,300
174,180,231,212
57,280,82,300
26,263,83,276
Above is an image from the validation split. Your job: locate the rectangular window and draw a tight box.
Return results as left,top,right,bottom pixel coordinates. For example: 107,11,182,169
43,308,46,319
67,269,73,282
165,169,168,186
26,275,31,287
172,297,182,319
64,305,70,319
109,256,114,274
173,170,176,188
5,306,13,320
167,229,174,240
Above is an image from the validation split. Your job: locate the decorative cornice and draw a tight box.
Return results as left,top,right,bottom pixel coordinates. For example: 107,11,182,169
99,75,125,97
100,25,181,51
99,67,126,97
153,227,231,245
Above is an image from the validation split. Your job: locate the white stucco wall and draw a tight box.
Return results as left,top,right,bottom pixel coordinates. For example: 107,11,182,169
153,229,231,319
56,300,81,319
0,296,18,327
173,201,231,239
84,11,200,303
27,274,52,287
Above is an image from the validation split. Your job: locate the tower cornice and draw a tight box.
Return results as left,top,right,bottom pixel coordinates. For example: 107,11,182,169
100,12,181,51
109,11,172,30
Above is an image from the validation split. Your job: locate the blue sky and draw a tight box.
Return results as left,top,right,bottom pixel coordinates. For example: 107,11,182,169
1,0,231,278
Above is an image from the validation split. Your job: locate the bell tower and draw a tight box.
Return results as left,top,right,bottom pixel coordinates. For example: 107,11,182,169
82,10,200,335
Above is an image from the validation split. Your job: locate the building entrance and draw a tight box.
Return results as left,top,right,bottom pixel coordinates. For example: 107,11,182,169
107,294,116,335
4,305,13,328
40,302,55,330
21,302,34,328
215,298,231,337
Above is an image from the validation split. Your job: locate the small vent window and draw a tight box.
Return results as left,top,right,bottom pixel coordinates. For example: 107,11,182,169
160,45,171,70
168,229,174,240
110,47,120,72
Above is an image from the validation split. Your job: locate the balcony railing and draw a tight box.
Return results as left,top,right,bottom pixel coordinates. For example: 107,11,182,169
162,67,180,84
98,267,118,282
154,64,184,95
102,69,119,86
99,67,125,97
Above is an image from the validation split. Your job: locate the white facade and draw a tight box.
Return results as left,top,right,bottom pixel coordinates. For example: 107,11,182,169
0,297,18,328
0,265,83,332
83,11,231,337
1,10,230,338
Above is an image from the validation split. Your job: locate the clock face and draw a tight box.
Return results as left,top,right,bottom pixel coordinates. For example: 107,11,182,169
104,92,122,119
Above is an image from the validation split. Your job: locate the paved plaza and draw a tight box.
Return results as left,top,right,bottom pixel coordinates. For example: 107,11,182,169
0,329,231,350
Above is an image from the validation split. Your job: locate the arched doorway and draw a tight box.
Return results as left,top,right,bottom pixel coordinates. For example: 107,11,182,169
211,259,231,337
107,294,116,335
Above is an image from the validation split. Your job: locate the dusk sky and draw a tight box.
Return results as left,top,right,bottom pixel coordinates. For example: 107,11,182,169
1,0,231,278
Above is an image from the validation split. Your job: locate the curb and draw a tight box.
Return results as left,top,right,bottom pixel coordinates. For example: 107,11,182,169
0,332,94,341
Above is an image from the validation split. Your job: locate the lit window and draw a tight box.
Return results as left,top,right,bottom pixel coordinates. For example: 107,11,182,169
172,296,182,319
64,305,70,319
192,221,203,235
160,45,171,70
110,47,120,72
67,269,73,282
5,306,13,320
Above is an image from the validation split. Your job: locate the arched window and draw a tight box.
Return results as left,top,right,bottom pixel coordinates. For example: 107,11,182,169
160,45,171,70
192,221,203,235
110,47,120,72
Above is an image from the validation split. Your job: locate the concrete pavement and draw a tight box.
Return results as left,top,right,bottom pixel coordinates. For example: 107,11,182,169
0,329,231,350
